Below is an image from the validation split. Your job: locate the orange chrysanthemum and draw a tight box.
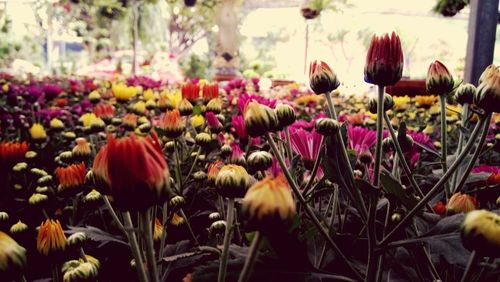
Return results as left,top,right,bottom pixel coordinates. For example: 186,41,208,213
36,219,67,256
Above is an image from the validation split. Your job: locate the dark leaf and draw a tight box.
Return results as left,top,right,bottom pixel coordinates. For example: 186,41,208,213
66,225,127,247
380,172,419,210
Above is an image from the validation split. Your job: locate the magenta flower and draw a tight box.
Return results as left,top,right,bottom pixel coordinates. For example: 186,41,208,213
471,165,500,174
231,115,247,139
237,94,276,114
407,130,435,167
230,142,245,165
205,112,222,131
289,127,323,169
347,125,377,155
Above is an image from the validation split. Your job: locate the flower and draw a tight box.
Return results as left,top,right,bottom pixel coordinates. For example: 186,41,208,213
415,95,436,108
461,210,500,256
0,141,28,167
10,220,27,234
446,192,478,214
455,83,475,105
229,142,245,165
294,94,324,106
392,96,410,111
62,258,99,282
275,104,296,128
50,118,64,130
206,98,223,114
475,66,500,113
215,164,250,198
308,60,340,94
205,112,223,133
426,60,454,95
237,94,276,114
92,133,170,211
242,174,296,227
433,201,446,215
154,218,164,241
131,100,146,115
0,231,26,279
37,219,67,256
347,125,378,156
231,115,248,140
191,114,205,129
202,83,219,101
289,127,323,169
247,151,274,173
479,64,497,84
178,98,194,116
79,113,98,128
208,160,224,182
170,213,185,226
364,32,404,86
30,123,47,141
112,83,137,102
72,138,91,159
181,83,200,102
315,118,339,136
122,113,138,129
159,110,185,138
56,162,86,194
244,101,279,137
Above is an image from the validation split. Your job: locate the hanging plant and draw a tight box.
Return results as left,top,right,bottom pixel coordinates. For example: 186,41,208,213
433,0,469,17
185,0,197,7
300,0,330,20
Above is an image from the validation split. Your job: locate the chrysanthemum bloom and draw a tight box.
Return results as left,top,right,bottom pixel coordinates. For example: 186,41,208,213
178,98,193,116
364,32,404,86
37,219,67,256
143,88,156,101
478,64,497,84
88,90,101,103
62,258,99,282
157,94,174,111
206,98,223,114
72,138,91,160
242,174,296,231
92,134,170,211
0,141,28,167
309,60,340,95
237,94,277,114
0,231,26,279
426,60,454,95
392,96,410,112
231,115,248,140
205,112,223,133
191,114,205,129
446,193,478,214
153,218,164,241
244,101,279,137
415,95,436,109
181,83,200,102
56,162,86,195
159,109,185,139
461,210,500,257
50,118,64,131
131,100,147,115
289,127,323,169
202,83,219,102
79,113,98,128
229,143,245,166
208,160,224,183
215,164,250,198
122,113,138,130
455,83,475,105
112,83,137,102
247,151,273,173
475,66,500,113
30,123,47,141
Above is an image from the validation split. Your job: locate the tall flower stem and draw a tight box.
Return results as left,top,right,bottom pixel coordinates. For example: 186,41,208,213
324,91,368,220
284,126,294,165
383,112,434,213
461,250,478,282
158,202,168,262
302,139,325,196
218,198,235,282
265,133,363,281
451,103,469,191
122,212,148,282
454,113,492,193
103,196,125,234
367,85,385,281
183,147,202,186
378,116,489,248
317,186,339,268
180,209,199,246
237,231,263,282
173,139,183,194
440,95,449,199
140,210,159,282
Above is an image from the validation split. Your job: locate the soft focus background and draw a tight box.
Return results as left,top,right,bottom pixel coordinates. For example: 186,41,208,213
0,0,498,86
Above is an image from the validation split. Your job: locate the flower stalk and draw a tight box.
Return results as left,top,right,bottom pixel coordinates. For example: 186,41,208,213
451,103,469,191
237,231,262,282
122,212,148,282
218,198,235,282
440,94,449,198
140,210,159,282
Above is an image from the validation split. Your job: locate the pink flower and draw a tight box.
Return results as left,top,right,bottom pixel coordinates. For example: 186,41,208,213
347,125,377,156
289,127,323,169
237,94,276,114
231,115,247,139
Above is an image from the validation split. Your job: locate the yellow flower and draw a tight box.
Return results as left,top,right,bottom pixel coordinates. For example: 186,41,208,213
461,210,500,256
423,124,434,135
161,89,182,108
191,115,205,128
2,83,9,92
154,218,164,241
446,104,461,118
88,91,101,103
79,113,98,128
0,232,26,278
294,94,324,105
50,118,64,130
243,174,296,222
392,96,410,111
171,213,185,226
112,83,137,102
30,123,47,140
36,219,67,256
415,95,436,108
143,89,156,101
131,101,146,115
10,220,27,234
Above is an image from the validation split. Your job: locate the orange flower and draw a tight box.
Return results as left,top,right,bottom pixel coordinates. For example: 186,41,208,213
446,192,478,214
72,138,91,159
159,109,185,139
153,218,163,241
0,141,28,166
207,160,224,182
93,133,170,211
93,103,114,121
181,83,200,102
202,83,219,102
56,162,86,193
364,32,404,86
487,172,500,184
415,95,437,108
122,113,138,129
36,219,67,256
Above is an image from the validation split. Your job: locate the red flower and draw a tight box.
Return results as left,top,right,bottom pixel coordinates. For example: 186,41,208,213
364,32,404,86
93,103,115,120
55,162,86,194
202,83,219,101
0,141,29,167
181,83,200,102
487,172,500,184
433,201,446,215
93,134,170,211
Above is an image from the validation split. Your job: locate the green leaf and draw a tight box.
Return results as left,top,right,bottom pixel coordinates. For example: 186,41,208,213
380,172,419,210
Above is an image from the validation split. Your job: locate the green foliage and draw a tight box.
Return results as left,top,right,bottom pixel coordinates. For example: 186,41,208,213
179,53,211,79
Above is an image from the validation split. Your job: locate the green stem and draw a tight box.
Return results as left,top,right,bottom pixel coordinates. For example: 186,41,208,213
324,91,368,221
183,147,202,186
52,263,59,282
265,133,363,281
454,114,492,193
383,112,435,213
302,138,325,196
460,250,478,282
373,86,385,187
378,116,488,248
180,209,199,246
440,95,449,199
140,210,159,282
158,202,168,262
451,103,469,190
103,196,125,234
391,154,399,178
284,126,294,165
237,231,263,282
122,212,148,282
317,186,338,268
218,198,235,282
173,139,183,194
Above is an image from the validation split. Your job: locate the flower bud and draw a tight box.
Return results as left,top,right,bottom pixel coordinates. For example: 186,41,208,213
478,64,497,84
446,192,477,214
195,132,212,148
455,83,475,105
309,60,340,94
275,104,296,128
461,210,500,257
62,259,99,282
178,98,194,116
220,144,232,157
0,212,8,222
29,193,49,206
368,94,394,114
72,138,91,160
160,110,186,139
169,196,185,210
50,118,65,131
12,162,28,173
244,101,279,137
215,164,250,198
37,219,67,256
62,131,76,140
193,171,207,181
208,212,221,221
10,220,28,234
67,232,87,248
315,118,339,136
426,60,454,95
474,66,500,113
206,98,223,114
209,220,226,235
247,151,273,173
364,32,404,86
0,232,27,280
30,123,47,141
37,175,53,185
170,213,185,226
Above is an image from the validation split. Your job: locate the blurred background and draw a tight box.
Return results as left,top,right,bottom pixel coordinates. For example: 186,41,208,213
0,0,497,87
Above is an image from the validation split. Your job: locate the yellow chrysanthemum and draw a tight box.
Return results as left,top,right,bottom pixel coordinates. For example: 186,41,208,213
161,90,182,108
112,83,137,102
294,94,324,105
143,89,156,101
79,113,98,128
30,123,47,140
191,115,205,128
415,95,437,108
392,96,410,111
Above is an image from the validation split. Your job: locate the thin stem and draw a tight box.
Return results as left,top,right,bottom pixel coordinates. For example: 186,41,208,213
373,86,385,187
173,139,183,194
183,147,201,186
454,114,492,193
218,198,235,282
379,116,488,248
266,133,363,281
461,250,478,282
237,231,263,282
158,202,168,262
440,95,449,199
302,138,325,196
383,112,434,213
451,103,469,190
317,186,339,268
140,211,159,282
180,209,199,246
103,196,125,234
391,154,399,178
52,263,59,282
324,91,368,220
123,212,148,282
284,126,294,165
